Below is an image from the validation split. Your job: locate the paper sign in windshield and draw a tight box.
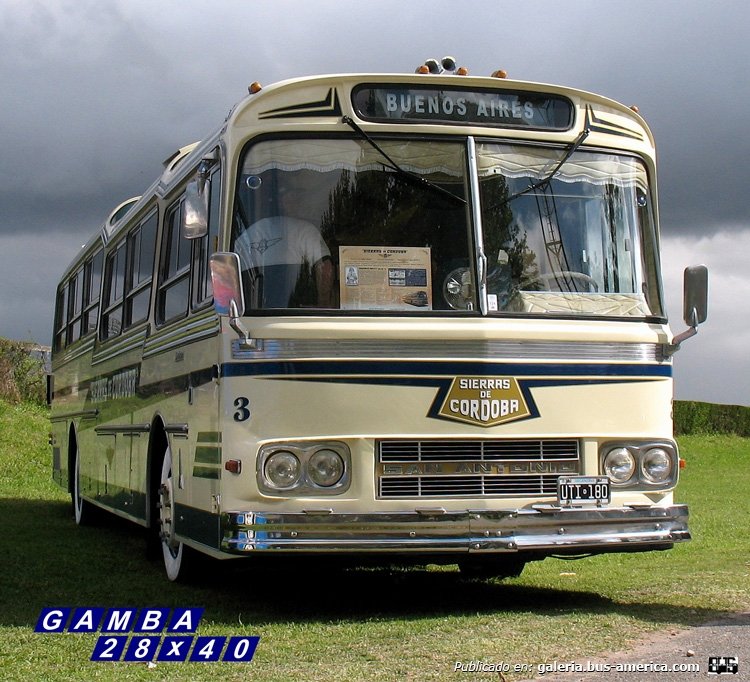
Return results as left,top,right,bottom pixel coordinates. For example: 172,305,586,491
339,246,432,310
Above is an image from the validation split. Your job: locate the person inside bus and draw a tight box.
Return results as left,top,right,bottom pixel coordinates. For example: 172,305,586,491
234,173,335,309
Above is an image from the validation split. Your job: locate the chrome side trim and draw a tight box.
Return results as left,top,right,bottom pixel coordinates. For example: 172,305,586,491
51,336,96,370
95,424,151,435
50,409,100,423
91,328,148,366
220,504,689,554
143,313,220,358
231,338,666,362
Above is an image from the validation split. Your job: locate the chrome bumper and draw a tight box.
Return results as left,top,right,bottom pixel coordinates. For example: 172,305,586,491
220,505,689,555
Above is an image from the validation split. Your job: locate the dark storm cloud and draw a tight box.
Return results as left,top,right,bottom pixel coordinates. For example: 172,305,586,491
0,0,747,403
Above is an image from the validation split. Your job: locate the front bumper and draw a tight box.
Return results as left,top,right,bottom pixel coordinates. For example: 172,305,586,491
220,504,689,556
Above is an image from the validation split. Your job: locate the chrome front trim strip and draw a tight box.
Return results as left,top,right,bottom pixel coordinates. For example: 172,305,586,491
231,338,666,362
220,504,689,554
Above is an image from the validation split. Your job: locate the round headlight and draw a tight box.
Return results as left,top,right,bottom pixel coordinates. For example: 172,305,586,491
307,449,345,487
264,451,301,489
604,447,636,484
641,447,672,483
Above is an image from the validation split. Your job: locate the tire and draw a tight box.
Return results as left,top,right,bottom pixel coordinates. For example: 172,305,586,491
158,445,191,581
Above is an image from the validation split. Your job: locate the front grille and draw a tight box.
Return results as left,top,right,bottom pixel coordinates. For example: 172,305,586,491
377,439,579,499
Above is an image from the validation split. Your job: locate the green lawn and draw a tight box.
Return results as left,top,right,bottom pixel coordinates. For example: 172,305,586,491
0,400,748,681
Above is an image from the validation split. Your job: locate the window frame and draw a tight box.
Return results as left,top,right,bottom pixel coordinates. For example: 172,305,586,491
156,198,192,326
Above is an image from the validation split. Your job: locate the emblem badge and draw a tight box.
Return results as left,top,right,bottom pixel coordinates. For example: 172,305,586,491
437,376,530,427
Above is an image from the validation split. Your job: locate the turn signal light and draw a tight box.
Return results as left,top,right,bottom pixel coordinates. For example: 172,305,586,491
225,459,242,474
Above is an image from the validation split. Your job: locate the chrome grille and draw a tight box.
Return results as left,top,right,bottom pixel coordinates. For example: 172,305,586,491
377,439,579,498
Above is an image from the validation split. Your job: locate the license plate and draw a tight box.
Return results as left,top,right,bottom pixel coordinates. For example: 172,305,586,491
557,476,610,506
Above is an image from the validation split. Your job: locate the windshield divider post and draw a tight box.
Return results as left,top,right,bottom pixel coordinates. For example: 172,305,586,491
467,136,487,315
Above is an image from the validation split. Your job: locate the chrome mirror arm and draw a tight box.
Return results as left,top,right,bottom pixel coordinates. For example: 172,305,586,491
228,299,259,350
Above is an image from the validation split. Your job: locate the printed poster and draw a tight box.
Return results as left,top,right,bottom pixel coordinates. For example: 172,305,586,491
339,246,432,311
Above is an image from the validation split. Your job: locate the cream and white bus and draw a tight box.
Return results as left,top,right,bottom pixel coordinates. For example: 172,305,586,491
50,58,708,581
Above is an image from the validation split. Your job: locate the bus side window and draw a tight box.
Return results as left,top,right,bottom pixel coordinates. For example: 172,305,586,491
101,242,126,340
124,211,157,329
157,199,191,324
192,166,221,309
66,268,84,345
82,250,103,336
53,283,68,351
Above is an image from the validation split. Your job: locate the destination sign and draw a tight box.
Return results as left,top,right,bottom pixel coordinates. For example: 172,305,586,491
352,85,574,130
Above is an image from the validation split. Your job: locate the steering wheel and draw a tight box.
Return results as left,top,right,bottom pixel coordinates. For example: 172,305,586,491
443,267,473,309
520,271,599,292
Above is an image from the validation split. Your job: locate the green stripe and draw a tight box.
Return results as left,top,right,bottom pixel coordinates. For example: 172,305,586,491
193,466,221,480
195,445,221,464
197,431,222,444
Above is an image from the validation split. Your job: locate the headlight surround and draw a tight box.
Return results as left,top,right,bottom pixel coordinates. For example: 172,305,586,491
603,447,636,484
600,441,677,489
258,442,351,496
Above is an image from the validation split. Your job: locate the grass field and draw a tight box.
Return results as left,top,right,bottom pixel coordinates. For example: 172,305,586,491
0,400,748,681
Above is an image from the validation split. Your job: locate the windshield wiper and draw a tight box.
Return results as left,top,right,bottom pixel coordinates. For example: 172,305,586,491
342,116,466,206
502,126,591,204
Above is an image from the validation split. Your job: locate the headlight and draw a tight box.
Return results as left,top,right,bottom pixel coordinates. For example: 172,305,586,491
641,447,672,483
603,447,636,484
307,449,345,487
264,451,301,489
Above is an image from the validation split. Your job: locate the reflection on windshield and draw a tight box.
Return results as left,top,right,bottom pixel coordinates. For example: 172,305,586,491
477,143,663,318
230,137,663,319
232,138,473,312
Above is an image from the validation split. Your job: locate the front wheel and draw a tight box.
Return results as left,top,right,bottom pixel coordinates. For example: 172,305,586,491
158,445,191,581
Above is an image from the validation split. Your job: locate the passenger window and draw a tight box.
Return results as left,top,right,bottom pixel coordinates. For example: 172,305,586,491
124,212,157,328
53,284,68,351
192,166,221,308
157,200,191,324
82,250,103,336
101,242,126,339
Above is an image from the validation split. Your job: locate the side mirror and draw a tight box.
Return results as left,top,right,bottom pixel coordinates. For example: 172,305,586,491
683,264,708,327
210,253,258,350
667,264,708,355
182,179,209,240
209,252,244,316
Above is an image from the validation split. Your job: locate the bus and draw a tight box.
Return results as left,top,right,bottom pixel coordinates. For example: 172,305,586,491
50,57,708,582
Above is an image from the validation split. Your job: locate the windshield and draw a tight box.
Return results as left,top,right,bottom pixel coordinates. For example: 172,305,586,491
477,142,663,318
232,138,474,312
231,137,663,318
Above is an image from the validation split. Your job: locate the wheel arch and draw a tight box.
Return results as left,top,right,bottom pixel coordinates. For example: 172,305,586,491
66,422,78,496
146,415,169,529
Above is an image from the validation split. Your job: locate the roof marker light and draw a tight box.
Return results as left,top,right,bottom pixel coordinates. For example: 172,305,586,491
416,56,467,75
248,82,263,94
491,69,508,79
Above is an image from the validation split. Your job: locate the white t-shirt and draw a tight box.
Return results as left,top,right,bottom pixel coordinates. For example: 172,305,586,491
234,216,330,308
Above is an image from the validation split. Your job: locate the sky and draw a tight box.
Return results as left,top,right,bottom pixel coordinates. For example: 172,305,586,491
0,0,747,406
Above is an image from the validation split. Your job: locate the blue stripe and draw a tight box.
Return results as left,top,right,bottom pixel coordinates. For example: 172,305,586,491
220,359,672,379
